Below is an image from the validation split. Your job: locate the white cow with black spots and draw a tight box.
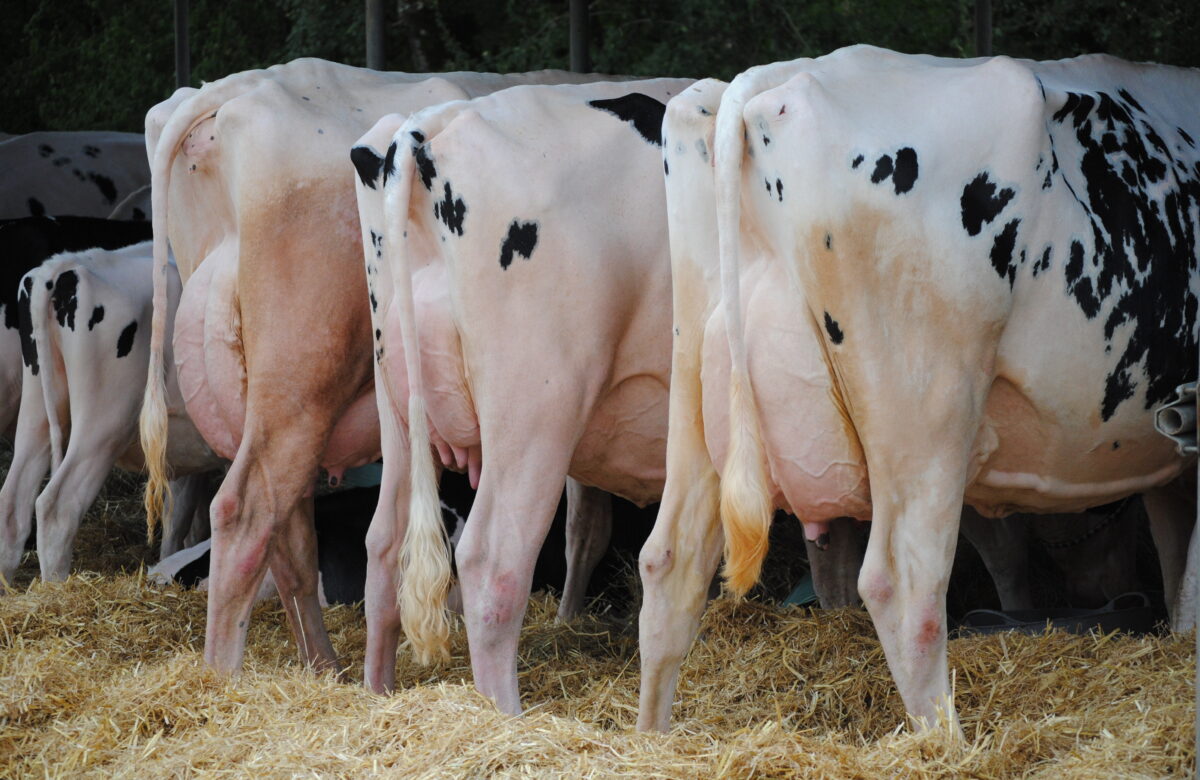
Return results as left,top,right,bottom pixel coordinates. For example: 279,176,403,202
638,46,1199,733
138,60,624,682
0,241,221,589
0,131,151,220
352,78,692,710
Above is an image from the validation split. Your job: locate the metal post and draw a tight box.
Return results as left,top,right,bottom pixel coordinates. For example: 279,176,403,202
974,0,992,57
570,0,590,73
174,0,190,89
366,0,385,71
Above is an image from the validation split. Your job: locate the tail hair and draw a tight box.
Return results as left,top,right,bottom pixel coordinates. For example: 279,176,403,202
385,119,453,664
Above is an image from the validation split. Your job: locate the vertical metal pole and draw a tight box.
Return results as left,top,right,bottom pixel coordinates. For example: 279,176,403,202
974,0,992,57
570,0,590,73
366,0,385,71
174,0,190,89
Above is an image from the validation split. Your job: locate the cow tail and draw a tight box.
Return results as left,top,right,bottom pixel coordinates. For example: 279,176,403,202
139,115,180,542
713,82,774,597
29,266,65,470
387,120,452,664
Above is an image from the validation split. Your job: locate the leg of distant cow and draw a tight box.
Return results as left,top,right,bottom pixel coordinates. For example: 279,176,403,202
35,437,126,581
806,516,866,609
456,449,572,714
364,398,408,693
0,386,52,589
1145,476,1198,631
558,479,612,621
161,472,212,559
958,508,1033,611
182,473,216,549
267,494,339,671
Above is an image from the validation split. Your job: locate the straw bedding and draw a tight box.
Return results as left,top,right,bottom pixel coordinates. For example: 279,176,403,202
0,463,1194,778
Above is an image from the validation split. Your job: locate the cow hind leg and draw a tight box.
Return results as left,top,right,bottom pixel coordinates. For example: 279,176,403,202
0,392,52,589
958,508,1033,611
1145,475,1198,631
636,419,723,732
203,437,332,675
858,478,964,733
35,439,125,581
267,494,339,672
364,404,408,693
455,442,575,715
557,479,612,621
160,471,217,559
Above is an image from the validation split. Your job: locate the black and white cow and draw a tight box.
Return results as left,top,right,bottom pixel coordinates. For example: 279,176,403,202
1,216,153,439
639,47,1199,732
0,131,150,220
0,241,222,589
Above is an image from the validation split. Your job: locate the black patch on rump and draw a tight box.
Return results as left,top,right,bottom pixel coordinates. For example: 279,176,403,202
823,312,844,344
870,154,893,184
27,197,45,217
17,279,38,375
499,220,539,270
350,146,384,189
891,147,919,194
51,270,79,329
116,321,138,358
960,172,1015,236
412,141,437,191
83,144,101,158
851,154,864,169
433,181,466,236
587,93,668,147
88,305,104,330
1048,89,1200,421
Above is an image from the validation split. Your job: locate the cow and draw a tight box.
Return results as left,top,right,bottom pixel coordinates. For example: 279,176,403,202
137,59,621,681
0,131,151,220
637,47,1199,733
1,216,153,440
351,77,693,710
0,241,222,590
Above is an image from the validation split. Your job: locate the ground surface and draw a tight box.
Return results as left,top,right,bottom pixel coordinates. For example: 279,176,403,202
0,459,1194,778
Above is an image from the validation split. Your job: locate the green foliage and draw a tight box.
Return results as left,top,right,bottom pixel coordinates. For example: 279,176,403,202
1,0,1196,134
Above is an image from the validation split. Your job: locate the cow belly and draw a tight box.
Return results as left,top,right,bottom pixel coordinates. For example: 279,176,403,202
571,373,669,508
967,374,1186,514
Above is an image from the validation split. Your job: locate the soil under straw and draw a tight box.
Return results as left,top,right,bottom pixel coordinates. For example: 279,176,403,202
0,462,1194,778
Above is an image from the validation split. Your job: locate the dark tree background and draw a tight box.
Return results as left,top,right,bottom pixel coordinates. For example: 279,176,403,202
1,0,1197,133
